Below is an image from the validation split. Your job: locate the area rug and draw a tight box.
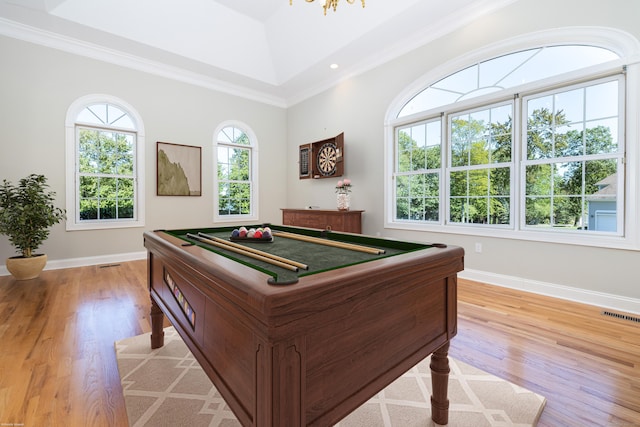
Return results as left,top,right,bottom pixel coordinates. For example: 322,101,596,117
115,327,545,426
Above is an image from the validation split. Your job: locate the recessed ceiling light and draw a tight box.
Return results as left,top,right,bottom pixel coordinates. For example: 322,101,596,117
330,63,339,69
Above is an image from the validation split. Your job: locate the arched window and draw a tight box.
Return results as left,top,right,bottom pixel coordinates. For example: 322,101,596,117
65,95,145,230
213,122,258,221
398,46,618,118
386,30,640,249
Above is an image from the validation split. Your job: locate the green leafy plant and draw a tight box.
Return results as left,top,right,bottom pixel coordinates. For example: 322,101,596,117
0,174,66,258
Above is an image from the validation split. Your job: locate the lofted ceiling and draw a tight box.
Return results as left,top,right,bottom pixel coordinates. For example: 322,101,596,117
0,0,517,106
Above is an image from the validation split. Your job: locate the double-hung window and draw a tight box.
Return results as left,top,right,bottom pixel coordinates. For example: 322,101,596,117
522,77,623,233
65,95,145,230
387,36,636,248
395,119,442,222
449,102,513,226
214,123,258,221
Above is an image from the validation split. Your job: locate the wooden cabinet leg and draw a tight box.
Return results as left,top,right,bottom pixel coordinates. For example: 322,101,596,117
430,341,450,425
150,297,165,349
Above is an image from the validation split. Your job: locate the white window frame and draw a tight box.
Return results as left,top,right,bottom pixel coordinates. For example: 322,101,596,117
519,75,625,237
213,121,259,223
393,117,444,223
384,28,640,250
446,100,515,228
65,94,145,231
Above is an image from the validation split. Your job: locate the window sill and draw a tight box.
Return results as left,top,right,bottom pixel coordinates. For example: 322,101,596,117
213,214,259,223
66,219,145,231
384,220,639,251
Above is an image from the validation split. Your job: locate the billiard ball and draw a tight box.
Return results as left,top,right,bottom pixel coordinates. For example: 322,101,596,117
262,230,271,238
254,230,263,238
231,229,240,238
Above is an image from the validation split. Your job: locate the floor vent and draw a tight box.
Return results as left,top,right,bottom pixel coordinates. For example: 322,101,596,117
602,310,640,324
99,263,121,269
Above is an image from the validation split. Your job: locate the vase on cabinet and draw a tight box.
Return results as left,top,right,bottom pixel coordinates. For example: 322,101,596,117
337,192,350,211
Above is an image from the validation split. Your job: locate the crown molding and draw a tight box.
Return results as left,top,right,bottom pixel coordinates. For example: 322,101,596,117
0,17,288,108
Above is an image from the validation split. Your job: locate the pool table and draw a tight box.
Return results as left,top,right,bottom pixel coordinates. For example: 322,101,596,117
144,225,464,426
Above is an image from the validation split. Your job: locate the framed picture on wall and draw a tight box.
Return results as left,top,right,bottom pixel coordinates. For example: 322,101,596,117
157,141,202,196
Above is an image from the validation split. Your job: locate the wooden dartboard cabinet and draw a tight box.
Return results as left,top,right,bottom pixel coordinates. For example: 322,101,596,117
299,132,344,179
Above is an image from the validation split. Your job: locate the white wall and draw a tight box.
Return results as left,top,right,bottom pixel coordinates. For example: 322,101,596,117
0,36,287,263
286,0,640,309
1,0,639,313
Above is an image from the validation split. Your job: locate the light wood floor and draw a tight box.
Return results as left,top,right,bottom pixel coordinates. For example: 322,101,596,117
0,260,639,426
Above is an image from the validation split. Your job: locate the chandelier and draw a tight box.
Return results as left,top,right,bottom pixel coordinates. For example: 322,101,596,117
290,0,365,16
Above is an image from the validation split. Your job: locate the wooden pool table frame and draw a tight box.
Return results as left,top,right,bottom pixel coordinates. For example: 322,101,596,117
144,227,464,426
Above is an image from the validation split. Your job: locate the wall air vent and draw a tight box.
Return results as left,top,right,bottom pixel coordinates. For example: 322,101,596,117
601,310,640,324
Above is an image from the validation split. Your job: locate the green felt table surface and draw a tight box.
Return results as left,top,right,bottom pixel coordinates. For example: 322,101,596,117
164,225,434,284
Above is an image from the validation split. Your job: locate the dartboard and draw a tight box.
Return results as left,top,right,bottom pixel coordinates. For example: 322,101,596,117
316,142,338,176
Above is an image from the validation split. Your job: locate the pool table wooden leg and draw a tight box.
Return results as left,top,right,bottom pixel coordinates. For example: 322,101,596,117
430,341,451,425
150,296,165,349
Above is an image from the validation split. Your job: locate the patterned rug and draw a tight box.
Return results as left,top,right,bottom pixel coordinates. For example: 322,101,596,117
115,328,545,426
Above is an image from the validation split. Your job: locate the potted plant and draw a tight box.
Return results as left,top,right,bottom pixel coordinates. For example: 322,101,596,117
0,174,66,280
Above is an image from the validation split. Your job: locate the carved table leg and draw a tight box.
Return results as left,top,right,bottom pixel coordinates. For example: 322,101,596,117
430,341,451,425
150,297,165,349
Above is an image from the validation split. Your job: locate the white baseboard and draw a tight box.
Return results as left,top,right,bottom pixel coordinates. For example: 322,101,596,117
0,251,147,276
3,254,639,316
460,268,640,316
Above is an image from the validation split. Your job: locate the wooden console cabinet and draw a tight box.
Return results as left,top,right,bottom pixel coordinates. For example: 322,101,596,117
281,208,364,234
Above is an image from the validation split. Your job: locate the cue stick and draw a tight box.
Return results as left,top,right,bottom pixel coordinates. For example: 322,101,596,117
186,233,299,272
271,231,385,255
197,232,309,270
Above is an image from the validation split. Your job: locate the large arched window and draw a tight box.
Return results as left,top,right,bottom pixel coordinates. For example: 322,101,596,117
398,45,618,118
213,122,258,221
65,95,145,230
386,29,640,249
